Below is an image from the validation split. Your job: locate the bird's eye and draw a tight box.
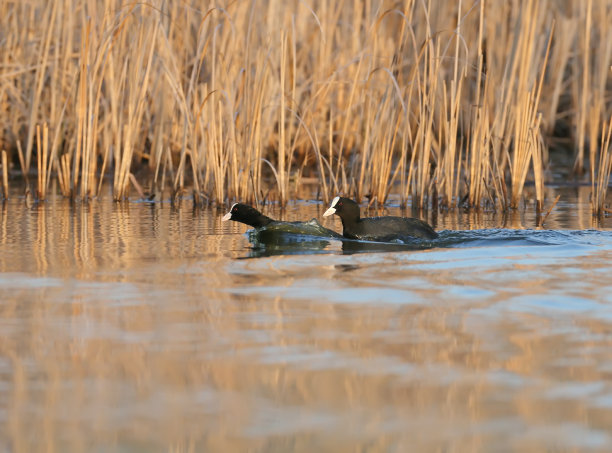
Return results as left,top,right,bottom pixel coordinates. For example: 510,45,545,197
338,201,343,206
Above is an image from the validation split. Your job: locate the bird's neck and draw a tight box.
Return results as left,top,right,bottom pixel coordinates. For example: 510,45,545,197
340,215,360,229
253,214,273,228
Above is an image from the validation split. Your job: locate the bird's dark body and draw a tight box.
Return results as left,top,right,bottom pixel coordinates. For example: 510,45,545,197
323,197,438,241
340,215,438,240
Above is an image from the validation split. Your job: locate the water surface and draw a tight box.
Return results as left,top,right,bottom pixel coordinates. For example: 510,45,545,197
0,188,611,452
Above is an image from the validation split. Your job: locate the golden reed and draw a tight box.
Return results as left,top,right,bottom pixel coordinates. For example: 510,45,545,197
0,0,610,213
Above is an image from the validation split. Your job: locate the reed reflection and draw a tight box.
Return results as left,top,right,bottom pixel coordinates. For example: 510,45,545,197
0,192,610,451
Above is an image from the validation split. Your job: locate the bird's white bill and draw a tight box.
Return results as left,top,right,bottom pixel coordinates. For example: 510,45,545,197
322,207,335,217
222,203,237,221
323,196,340,217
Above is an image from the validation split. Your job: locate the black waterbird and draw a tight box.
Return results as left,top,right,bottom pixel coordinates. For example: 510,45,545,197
222,203,274,228
222,203,342,239
322,197,438,241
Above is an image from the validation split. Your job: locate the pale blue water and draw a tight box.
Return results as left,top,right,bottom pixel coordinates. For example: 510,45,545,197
0,190,611,451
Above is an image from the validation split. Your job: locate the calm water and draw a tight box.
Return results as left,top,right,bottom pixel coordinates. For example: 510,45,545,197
1,187,612,452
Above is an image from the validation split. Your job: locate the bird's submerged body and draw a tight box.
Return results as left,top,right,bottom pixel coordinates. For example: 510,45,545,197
222,202,342,239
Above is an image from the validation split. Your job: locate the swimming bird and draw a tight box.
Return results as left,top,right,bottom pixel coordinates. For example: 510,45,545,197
222,202,342,238
322,196,438,241
222,203,274,228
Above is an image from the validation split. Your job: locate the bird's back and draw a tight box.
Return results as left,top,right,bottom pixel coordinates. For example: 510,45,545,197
352,216,438,240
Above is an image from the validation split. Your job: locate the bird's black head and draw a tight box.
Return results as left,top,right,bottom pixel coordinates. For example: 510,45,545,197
322,196,360,221
222,203,273,228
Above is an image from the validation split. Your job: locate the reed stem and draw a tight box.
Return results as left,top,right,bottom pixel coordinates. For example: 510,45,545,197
1,150,8,199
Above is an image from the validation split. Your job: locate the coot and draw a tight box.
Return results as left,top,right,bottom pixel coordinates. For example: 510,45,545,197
222,203,273,228
323,196,438,240
223,203,342,238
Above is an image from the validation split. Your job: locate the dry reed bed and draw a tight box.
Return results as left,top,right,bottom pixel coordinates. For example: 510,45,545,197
0,0,610,214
